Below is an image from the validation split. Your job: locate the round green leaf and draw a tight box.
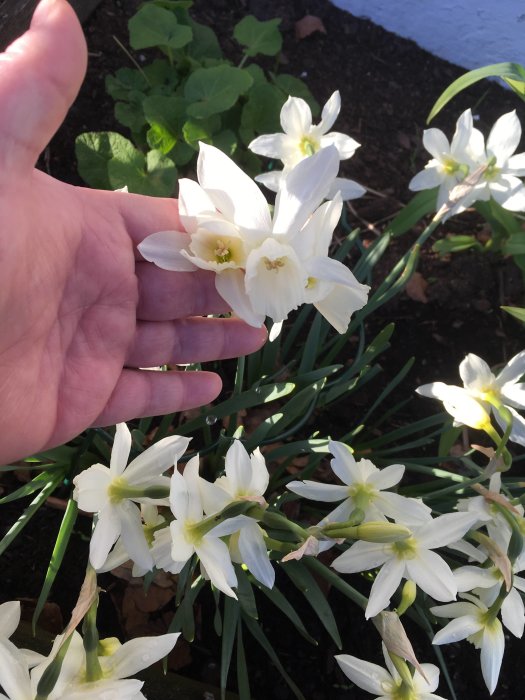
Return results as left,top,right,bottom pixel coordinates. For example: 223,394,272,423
184,65,253,118
234,15,282,57
128,5,192,50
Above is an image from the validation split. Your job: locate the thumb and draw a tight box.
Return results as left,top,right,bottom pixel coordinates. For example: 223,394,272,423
0,0,87,175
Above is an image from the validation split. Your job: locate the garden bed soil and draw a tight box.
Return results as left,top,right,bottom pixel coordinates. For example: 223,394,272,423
2,1,525,698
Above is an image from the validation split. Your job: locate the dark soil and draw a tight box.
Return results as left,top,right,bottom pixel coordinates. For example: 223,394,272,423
3,1,525,698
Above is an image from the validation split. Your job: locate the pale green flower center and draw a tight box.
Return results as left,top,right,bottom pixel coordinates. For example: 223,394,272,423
391,535,418,559
484,156,500,181
443,157,460,175
306,276,317,289
263,256,286,271
348,482,376,511
299,135,319,156
214,239,233,263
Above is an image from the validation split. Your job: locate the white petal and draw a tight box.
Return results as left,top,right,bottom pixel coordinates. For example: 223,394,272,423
490,175,525,210
406,550,457,601
328,440,360,484
287,480,349,502
110,423,132,477
249,448,269,495
368,463,405,490
244,238,306,322
238,522,275,588
197,143,271,231
100,633,179,679
331,541,390,574
125,435,190,484
487,110,521,163
0,641,32,700
334,654,392,695
494,404,525,446
459,353,494,392
272,146,340,233
432,615,482,644
365,557,405,618
197,537,238,598
501,587,525,637
90,505,122,570
498,349,525,385
307,256,363,289
248,133,290,159
224,440,253,493
409,166,443,191
280,96,312,137
178,178,216,233
454,566,496,592
314,282,369,333
215,268,265,327
417,512,477,549
137,230,197,271
506,152,525,175
377,492,432,525
117,501,153,571
422,128,450,159
480,622,504,694
0,602,20,640
430,601,480,618
319,91,341,134
169,520,195,563
320,132,360,159
254,170,283,193
450,109,474,156
73,464,112,513
327,177,366,200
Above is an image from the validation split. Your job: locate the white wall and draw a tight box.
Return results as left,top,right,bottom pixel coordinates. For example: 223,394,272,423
331,0,525,70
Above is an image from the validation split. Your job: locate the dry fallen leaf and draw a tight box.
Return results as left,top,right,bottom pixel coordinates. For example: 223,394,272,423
373,611,428,682
405,272,428,303
295,15,327,40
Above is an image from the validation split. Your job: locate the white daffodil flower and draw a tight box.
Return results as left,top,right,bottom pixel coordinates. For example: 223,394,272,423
335,644,445,700
287,440,430,525
332,511,476,618
409,108,484,209
466,110,525,211
165,456,249,598
73,423,190,571
198,440,274,588
431,592,505,695
454,563,525,638
418,351,525,443
410,108,525,216
457,472,524,540
138,143,369,332
249,91,364,201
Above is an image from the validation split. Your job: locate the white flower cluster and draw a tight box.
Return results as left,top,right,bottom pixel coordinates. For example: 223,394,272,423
417,350,525,445
138,93,369,336
287,437,525,695
0,600,178,699
73,424,275,597
409,108,525,217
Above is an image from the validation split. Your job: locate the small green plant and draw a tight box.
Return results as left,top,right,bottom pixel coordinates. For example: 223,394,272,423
75,0,318,196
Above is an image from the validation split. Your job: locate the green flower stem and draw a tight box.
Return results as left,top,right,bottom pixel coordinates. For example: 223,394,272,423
35,634,73,700
305,557,368,610
83,598,103,682
264,537,297,553
389,652,414,693
484,424,512,471
190,500,260,539
486,583,509,624
108,482,170,502
493,503,524,563
261,510,310,540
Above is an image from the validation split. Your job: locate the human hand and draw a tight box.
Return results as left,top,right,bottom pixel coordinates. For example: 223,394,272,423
0,0,266,464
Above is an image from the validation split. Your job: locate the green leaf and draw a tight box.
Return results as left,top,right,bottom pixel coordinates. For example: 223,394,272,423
253,581,317,645
221,597,239,700
212,129,238,157
106,68,148,101
272,73,320,116
234,16,282,57
182,115,221,148
187,19,222,60
242,613,305,700
107,144,177,197
281,560,342,648
236,620,251,700
502,305,525,323
114,100,146,133
75,131,132,190
32,500,78,633
433,234,482,255
128,5,192,50
427,62,525,122
143,95,187,153
385,189,437,237
184,65,253,118
0,470,61,505
438,425,463,458
142,59,175,86
240,83,285,144
0,475,62,557
235,567,258,619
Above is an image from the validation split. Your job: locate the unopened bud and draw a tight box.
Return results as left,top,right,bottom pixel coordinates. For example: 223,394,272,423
397,580,417,616
340,522,411,543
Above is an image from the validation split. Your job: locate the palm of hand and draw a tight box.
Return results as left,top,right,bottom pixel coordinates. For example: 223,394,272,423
1,172,137,459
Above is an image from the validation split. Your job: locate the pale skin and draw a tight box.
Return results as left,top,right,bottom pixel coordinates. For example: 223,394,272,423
0,0,266,464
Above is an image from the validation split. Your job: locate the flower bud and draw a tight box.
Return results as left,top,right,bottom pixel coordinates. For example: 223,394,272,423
327,521,411,543
397,580,417,616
